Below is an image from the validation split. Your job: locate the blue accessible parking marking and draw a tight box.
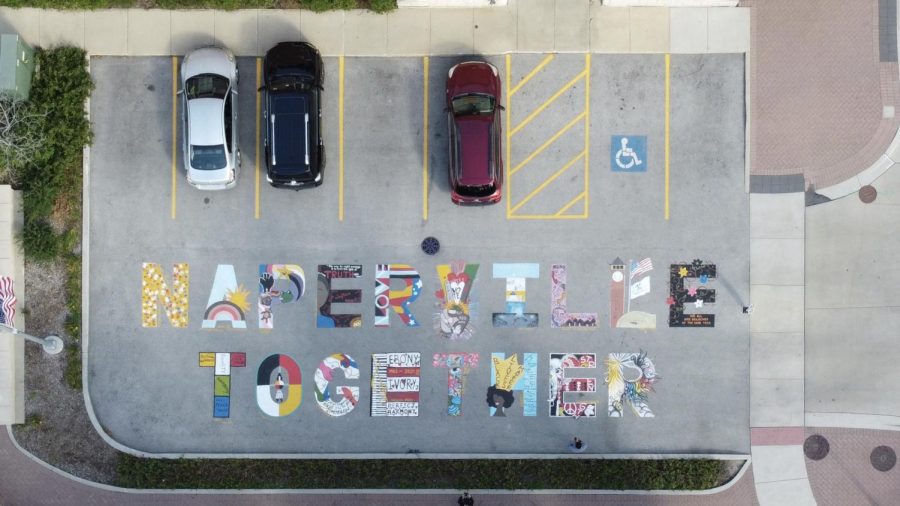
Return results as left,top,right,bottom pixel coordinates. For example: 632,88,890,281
611,135,647,172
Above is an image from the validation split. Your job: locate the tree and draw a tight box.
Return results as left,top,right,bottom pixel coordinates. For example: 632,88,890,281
0,93,44,182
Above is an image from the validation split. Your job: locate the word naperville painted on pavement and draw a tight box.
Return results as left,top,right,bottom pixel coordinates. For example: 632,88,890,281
142,260,714,419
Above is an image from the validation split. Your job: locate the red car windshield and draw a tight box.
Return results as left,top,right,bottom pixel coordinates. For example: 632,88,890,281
452,94,495,116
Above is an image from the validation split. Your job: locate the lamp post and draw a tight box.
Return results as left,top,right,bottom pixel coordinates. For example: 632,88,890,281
0,322,63,355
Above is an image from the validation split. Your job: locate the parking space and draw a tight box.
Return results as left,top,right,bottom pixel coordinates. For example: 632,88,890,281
87,53,749,457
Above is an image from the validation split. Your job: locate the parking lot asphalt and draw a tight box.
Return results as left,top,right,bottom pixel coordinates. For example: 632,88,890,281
87,54,749,456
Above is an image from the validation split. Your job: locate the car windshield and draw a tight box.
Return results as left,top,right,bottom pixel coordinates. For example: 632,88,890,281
452,94,495,116
269,75,313,92
190,144,227,170
186,74,229,100
457,183,496,197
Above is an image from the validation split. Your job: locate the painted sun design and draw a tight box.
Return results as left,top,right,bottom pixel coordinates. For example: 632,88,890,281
225,284,252,312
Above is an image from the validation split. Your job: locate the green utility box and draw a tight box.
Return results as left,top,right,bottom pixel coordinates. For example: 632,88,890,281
0,34,34,101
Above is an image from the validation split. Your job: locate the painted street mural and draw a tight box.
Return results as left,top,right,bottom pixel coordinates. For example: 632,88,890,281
549,353,598,418
0,276,16,325
141,262,189,328
488,353,538,417
605,352,659,418
668,260,717,327
258,264,305,330
203,265,250,329
433,353,479,416
317,265,363,328
256,353,302,417
314,353,360,417
550,264,599,328
371,352,421,416
199,352,246,418
374,264,423,328
492,263,539,328
434,261,479,340
611,257,657,330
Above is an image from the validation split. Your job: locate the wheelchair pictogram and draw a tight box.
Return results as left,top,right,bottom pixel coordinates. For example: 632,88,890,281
611,135,648,173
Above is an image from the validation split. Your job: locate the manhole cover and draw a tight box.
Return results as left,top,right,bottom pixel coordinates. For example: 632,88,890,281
421,237,440,255
871,446,896,472
804,434,830,460
859,185,877,203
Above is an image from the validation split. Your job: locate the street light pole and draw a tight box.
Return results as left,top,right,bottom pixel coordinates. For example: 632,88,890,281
0,322,64,355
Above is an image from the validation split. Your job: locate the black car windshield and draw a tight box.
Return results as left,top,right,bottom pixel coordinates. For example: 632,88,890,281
457,183,496,197
452,94,495,116
269,75,313,92
186,74,229,100
190,144,227,170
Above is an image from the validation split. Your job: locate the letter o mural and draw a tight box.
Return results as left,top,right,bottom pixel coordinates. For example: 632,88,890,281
256,354,302,417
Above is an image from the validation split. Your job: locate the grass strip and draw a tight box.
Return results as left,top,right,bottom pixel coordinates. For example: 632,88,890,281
116,456,724,490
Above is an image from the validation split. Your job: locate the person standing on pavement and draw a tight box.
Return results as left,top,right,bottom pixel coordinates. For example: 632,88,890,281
457,491,474,505
569,436,586,453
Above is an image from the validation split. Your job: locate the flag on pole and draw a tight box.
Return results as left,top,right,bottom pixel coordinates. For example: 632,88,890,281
630,258,653,280
629,277,650,300
0,276,16,325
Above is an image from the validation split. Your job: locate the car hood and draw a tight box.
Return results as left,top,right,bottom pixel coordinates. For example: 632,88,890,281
188,166,232,185
188,98,225,145
447,62,500,99
456,116,493,185
182,47,235,81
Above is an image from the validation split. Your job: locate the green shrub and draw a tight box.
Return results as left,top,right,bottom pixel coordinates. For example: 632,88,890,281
20,219,60,261
366,0,395,13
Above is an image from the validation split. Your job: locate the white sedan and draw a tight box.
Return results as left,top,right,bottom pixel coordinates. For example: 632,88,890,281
180,47,240,190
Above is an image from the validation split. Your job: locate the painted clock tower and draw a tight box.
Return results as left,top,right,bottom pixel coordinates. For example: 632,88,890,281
610,258,625,328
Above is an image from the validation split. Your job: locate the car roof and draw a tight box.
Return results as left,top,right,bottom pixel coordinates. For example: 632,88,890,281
270,94,311,173
456,117,493,185
188,98,225,146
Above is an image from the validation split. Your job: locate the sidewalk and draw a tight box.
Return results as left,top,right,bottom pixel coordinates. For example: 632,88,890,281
0,2,749,57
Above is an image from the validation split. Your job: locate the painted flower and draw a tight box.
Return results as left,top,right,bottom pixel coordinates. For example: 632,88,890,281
678,267,688,278
694,299,704,308
666,296,675,305
687,286,697,296
699,274,709,284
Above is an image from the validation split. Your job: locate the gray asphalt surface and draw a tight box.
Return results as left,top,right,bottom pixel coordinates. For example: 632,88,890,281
86,54,749,456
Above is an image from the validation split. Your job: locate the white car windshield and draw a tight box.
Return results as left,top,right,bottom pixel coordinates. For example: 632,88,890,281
190,144,227,170
186,74,228,100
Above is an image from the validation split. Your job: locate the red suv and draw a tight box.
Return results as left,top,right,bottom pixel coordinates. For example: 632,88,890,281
446,61,503,205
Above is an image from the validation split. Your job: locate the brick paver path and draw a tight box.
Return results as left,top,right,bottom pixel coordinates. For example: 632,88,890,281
743,0,900,190
0,429,758,506
805,426,900,505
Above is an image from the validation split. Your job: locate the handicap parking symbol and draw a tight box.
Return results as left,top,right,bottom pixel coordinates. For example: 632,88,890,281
611,135,647,173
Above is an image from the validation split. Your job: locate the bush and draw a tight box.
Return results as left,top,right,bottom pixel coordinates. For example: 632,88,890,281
20,219,60,262
0,0,396,10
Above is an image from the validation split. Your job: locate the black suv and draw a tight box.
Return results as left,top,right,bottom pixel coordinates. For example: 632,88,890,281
263,42,324,189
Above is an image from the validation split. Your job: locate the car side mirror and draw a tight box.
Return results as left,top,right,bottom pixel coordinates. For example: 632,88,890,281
257,85,266,92
498,104,505,111
176,89,183,95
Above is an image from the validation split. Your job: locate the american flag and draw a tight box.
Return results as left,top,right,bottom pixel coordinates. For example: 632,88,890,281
0,276,15,325
630,258,653,280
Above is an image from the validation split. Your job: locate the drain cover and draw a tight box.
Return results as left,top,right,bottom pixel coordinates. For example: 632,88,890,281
859,185,877,203
871,446,896,472
804,434,830,460
421,237,440,255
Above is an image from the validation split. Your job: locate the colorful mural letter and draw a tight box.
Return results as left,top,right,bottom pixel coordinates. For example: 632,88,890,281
314,353,360,417
433,261,479,340
550,264,598,328
317,265,363,328
488,353,538,417
257,264,305,330
0,276,17,325
256,353,302,417
668,259,716,327
371,353,420,416
374,264,423,327
199,352,246,418
612,257,657,330
432,353,479,416
203,265,250,329
492,263,539,328
605,351,659,417
141,262,189,328
548,353,597,418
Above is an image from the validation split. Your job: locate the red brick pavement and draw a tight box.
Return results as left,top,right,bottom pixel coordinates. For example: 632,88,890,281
0,429,759,506
743,0,900,190
805,427,900,506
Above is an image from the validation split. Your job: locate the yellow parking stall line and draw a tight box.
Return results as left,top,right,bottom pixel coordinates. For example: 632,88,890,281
510,69,587,137
583,53,591,218
171,56,177,220
509,54,555,97
506,54,511,219
510,111,585,176
509,150,585,214
423,56,429,221
554,191,586,217
507,214,586,220
255,58,261,220
339,56,345,222
664,54,670,221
